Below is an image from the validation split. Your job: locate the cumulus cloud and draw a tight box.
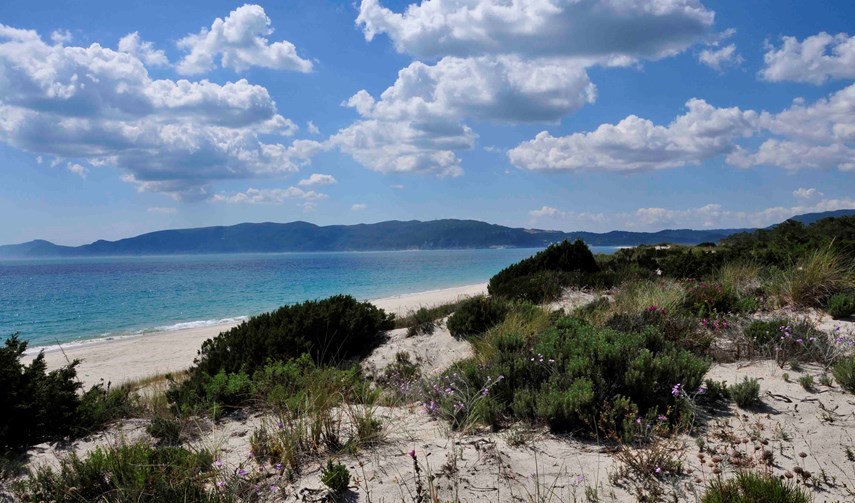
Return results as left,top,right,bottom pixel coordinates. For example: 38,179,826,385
66,162,88,178
0,23,316,200
118,32,169,67
351,203,367,211
356,0,714,61
51,29,72,45
510,99,757,172
212,187,327,204
176,4,313,75
530,206,563,218
793,187,824,200
340,0,718,176
698,44,742,71
331,55,595,175
306,121,320,135
760,32,855,84
147,206,177,214
298,173,337,186
512,83,855,173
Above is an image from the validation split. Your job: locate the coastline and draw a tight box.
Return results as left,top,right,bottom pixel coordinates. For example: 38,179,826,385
29,282,487,388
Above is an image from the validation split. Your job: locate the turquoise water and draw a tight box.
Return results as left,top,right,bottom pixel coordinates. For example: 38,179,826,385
0,247,619,348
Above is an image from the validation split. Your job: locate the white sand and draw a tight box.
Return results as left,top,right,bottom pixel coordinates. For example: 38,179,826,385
29,283,487,388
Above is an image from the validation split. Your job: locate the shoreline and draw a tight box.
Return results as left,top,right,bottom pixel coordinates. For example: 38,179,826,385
29,282,487,388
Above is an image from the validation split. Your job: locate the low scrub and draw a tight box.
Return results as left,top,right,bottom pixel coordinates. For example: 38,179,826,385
827,292,855,319
1,334,135,452
833,356,855,393
488,240,599,303
683,280,740,317
728,377,761,408
769,246,855,307
701,471,810,503
422,316,710,437
13,442,219,502
446,296,509,339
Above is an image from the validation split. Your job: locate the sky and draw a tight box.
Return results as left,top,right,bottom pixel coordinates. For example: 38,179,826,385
1,0,854,245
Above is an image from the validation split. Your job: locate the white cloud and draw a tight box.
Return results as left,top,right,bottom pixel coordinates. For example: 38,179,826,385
356,0,714,61
176,4,312,75
793,187,824,200
306,121,320,135
529,206,563,218
760,32,855,84
698,43,742,71
0,23,317,200
351,203,367,211
390,184,405,189
66,162,88,178
212,187,327,204
147,206,177,214
510,99,757,172
298,173,337,186
50,29,72,45
118,32,169,67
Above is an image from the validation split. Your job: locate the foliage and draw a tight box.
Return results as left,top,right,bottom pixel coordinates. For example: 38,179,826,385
12,442,219,503
827,292,855,319
701,471,810,503
798,375,815,392
767,246,855,307
320,460,351,495
744,319,788,346
488,240,599,302
721,216,855,266
683,280,740,317
168,296,392,411
394,300,464,330
833,356,855,393
406,307,439,337
422,315,709,437
605,307,711,355
146,415,184,446
611,279,686,316
1,334,134,452
728,377,761,408
446,296,509,339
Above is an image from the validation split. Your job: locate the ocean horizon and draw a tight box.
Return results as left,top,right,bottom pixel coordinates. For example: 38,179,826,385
1,247,621,349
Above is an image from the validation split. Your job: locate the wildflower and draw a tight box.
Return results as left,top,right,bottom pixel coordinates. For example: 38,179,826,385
482,388,489,396
275,463,282,471
238,468,248,476
655,466,661,474
216,481,226,488
635,417,642,425
657,415,667,422
214,459,223,468
697,384,707,394
576,474,585,484
408,449,416,459
277,420,283,429
671,383,682,397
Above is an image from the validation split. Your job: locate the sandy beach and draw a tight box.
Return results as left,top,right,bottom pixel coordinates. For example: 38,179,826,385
29,283,487,388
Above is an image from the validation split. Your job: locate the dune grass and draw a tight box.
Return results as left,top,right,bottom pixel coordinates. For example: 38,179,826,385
767,246,855,307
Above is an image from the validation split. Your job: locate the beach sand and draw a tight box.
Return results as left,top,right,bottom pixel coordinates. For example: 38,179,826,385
30,283,487,388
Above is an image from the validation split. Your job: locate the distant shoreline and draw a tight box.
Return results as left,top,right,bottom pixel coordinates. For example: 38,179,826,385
27,282,488,388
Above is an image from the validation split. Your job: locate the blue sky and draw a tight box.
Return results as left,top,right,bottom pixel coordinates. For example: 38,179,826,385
1,0,854,245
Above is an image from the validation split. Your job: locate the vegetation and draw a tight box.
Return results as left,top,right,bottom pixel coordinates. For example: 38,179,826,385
0,334,134,452
701,472,810,503
728,377,762,408
833,356,855,393
320,460,351,495
13,442,219,502
827,292,855,319
446,296,509,339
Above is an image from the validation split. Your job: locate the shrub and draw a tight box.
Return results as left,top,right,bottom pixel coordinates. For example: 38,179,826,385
833,356,855,393
612,279,686,315
320,460,351,495
0,335,135,452
168,296,392,411
769,246,855,307
406,307,438,337
827,292,855,319
605,307,711,356
12,442,219,502
744,319,787,346
146,416,184,446
447,296,509,339
701,471,810,503
728,377,761,408
422,316,710,438
683,280,740,317
798,375,815,392
488,240,599,302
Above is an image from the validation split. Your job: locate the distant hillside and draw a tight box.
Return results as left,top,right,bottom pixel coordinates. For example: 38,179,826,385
1,210,852,258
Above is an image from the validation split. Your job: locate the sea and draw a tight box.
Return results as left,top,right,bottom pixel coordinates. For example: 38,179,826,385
0,247,620,349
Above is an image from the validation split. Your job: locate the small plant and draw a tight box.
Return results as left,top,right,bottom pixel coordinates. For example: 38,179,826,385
819,374,834,387
728,377,761,408
446,296,509,339
832,356,855,393
321,460,351,495
798,375,815,392
146,415,184,446
827,292,855,319
701,471,810,503
406,307,439,337
782,372,790,383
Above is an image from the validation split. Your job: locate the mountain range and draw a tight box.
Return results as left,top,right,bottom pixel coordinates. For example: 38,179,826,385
2,209,853,258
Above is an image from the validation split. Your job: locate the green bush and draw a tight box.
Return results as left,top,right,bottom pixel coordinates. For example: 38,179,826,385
446,296,509,339
320,460,351,495
743,319,787,346
146,416,184,446
701,471,810,503
488,240,599,302
728,377,761,408
405,307,439,337
0,335,135,452
683,280,740,317
827,292,855,319
12,442,218,502
422,316,709,437
168,296,392,411
832,356,855,393
605,307,711,355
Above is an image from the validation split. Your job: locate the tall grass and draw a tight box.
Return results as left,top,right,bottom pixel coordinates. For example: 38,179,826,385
716,261,762,297
470,303,553,363
767,246,855,307
612,278,687,314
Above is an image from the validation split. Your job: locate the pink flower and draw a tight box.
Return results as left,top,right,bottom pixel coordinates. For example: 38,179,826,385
408,449,416,459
